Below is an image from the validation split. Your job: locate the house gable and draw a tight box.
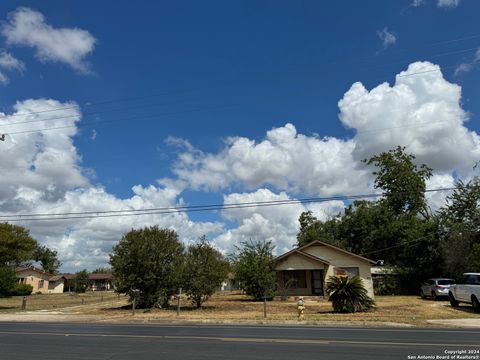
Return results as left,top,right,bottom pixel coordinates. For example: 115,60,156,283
276,251,327,270
304,243,372,267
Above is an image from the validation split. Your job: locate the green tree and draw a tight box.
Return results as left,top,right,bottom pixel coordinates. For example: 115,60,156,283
75,269,89,293
296,147,442,293
0,223,38,266
469,244,480,272
92,267,112,274
335,200,393,256
183,237,229,308
296,211,340,247
110,226,185,308
438,177,480,279
33,245,62,274
365,146,432,218
0,224,38,298
325,276,375,313
232,240,276,300
0,266,16,297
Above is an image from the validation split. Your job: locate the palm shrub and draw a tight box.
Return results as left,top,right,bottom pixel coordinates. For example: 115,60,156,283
326,276,375,313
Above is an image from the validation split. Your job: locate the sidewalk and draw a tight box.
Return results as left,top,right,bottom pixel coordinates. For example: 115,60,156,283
426,318,480,328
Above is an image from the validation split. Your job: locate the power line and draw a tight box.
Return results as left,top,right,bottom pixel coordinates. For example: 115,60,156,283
4,102,248,136
0,63,464,138
0,187,455,223
1,33,478,123
1,74,318,128
360,235,431,256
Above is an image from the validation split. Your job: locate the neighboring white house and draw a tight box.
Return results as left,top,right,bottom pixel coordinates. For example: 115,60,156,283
48,275,67,294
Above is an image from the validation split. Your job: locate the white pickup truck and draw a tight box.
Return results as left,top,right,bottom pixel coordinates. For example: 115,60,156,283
448,273,480,312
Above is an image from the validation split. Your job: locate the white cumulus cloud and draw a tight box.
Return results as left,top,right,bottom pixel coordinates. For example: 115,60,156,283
0,100,223,271
2,7,96,73
214,189,345,255
338,61,480,176
1,61,480,271
169,123,370,196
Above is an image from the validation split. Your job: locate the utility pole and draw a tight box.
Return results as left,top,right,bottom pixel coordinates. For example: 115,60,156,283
177,288,182,316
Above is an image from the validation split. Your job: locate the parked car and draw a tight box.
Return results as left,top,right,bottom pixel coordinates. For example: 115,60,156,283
449,273,480,313
420,278,455,300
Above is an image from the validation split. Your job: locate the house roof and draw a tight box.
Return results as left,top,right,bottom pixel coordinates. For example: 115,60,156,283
275,248,331,265
15,266,53,277
88,273,113,280
49,275,67,282
62,274,77,280
57,273,114,281
275,240,376,265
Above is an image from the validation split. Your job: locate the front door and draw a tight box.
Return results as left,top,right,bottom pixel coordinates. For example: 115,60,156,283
311,270,324,295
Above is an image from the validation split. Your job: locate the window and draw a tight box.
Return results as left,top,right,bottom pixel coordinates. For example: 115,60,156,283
283,271,307,288
39,280,44,288
334,267,359,279
437,280,455,286
465,275,480,285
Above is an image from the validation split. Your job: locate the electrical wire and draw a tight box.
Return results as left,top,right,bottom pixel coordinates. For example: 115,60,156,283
0,187,455,222
1,32,479,122
0,62,464,138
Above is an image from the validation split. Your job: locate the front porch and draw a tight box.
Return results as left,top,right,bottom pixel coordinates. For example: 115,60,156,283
274,248,331,297
276,269,327,297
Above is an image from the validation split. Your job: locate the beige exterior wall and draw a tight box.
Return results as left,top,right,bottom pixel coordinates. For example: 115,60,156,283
276,253,325,270
16,270,50,294
48,281,65,294
303,244,374,298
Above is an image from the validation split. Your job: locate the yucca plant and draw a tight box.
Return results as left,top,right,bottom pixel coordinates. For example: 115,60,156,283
326,276,375,313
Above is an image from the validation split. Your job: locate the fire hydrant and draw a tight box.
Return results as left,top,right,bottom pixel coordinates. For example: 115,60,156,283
297,297,305,321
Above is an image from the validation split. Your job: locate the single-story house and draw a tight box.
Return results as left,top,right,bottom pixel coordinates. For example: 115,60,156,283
275,240,376,298
61,273,114,292
48,275,67,294
15,266,52,294
88,273,114,291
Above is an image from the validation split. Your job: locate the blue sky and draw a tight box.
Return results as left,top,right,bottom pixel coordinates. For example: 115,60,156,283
0,0,479,270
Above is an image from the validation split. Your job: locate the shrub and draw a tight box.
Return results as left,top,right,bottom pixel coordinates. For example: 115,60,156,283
13,283,33,296
183,238,229,308
75,269,89,293
232,241,276,300
110,226,185,308
0,266,16,297
326,276,375,313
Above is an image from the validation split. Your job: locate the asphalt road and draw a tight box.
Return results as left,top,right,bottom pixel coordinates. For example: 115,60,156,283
0,322,479,360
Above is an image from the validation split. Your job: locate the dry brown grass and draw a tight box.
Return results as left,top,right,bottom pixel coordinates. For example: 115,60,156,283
94,292,480,326
2,291,478,326
0,291,119,312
